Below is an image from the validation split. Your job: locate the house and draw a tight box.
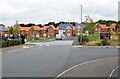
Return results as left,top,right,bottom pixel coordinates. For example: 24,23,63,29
41,25,56,37
29,26,42,37
0,24,8,37
93,23,116,33
20,27,31,37
75,23,85,36
58,23,85,37
58,24,73,37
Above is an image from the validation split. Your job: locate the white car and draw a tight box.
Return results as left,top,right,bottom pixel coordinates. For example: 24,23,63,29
56,34,62,40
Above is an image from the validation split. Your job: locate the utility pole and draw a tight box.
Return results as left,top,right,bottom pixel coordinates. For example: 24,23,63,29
79,5,82,23
79,5,83,45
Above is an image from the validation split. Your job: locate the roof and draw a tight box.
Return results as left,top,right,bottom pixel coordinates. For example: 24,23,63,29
42,26,49,30
49,25,56,30
32,26,42,30
72,26,76,30
0,24,8,32
20,27,31,31
42,25,56,30
94,23,116,29
55,26,59,31
59,24,73,30
75,23,85,29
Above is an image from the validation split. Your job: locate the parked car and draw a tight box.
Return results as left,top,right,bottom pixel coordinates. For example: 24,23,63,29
56,34,62,40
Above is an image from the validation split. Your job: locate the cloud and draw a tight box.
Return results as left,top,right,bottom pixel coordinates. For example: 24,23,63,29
0,0,119,26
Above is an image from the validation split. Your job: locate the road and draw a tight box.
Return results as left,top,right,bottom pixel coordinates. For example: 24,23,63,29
2,40,118,78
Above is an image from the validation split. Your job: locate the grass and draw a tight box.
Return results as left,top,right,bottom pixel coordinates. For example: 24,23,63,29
26,37,55,42
87,34,100,41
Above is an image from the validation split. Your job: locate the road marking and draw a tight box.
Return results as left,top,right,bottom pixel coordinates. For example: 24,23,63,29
39,45,42,46
22,46,29,48
46,45,50,46
109,66,119,79
7,49,21,52
55,57,117,79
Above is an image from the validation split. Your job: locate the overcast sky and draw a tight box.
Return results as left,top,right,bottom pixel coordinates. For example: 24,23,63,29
0,0,119,26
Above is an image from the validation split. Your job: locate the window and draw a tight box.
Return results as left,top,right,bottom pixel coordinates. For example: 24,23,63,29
68,30,70,32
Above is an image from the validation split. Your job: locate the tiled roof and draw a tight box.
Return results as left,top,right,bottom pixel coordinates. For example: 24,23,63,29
20,27,31,31
94,23,116,29
49,25,56,30
72,26,76,30
55,26,59,31
42,25,56,30
32,26,42,30
42,26,49,30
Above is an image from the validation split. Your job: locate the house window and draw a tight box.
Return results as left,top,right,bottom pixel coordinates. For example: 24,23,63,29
68,30,70,32
98,28,100,32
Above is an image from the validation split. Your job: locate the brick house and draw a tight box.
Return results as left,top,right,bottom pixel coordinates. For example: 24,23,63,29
75,23,85,36
41,25,56,38
29,26,42,37
20,27,31,37
58,23,85,37
93,23,116,33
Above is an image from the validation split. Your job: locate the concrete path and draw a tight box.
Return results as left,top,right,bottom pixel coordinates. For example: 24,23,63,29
57,57,118,77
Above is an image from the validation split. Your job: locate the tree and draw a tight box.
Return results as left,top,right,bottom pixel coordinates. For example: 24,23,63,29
48,22,56,26
20,24,26,27
14,25,20,35
107,28,111,33
37,24,43,27
84,23,95,34
31,27,35,34
9,26,14,34
26,23,35,27
115,23,120,33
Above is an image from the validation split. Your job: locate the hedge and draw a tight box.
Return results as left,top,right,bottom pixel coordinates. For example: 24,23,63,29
2,40,23,48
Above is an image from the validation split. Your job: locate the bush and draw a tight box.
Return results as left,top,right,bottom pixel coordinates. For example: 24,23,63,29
83,36,89,43
101,38,109,46
34,37,39,40
2,40,7,47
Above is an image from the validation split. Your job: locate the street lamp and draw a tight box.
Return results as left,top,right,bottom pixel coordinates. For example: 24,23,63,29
79,5,82,23
79,5,83,45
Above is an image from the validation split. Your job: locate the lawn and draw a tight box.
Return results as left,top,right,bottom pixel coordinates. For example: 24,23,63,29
26,37,55,42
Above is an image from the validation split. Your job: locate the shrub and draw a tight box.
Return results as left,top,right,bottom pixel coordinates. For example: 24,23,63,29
2,40,6,47
101,38,109,46
83,36,89,43
34,37,39,40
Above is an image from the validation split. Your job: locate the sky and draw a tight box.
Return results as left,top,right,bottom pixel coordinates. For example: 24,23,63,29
0,0,119,26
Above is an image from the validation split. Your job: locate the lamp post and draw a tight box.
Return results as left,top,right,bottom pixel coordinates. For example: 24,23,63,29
79,5,82,23
79,5,83,45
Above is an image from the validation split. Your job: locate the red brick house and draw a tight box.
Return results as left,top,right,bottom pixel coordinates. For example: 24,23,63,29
41,25,56,37
20,27,31,36
93,23,116,33
29,26,42,37
58,23,85,37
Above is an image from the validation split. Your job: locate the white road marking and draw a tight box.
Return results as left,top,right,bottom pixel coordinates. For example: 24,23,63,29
55,57,117,79
7,49,21,52
39,45,42,46
109,66,119,79
46,45,50,46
